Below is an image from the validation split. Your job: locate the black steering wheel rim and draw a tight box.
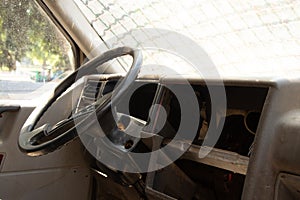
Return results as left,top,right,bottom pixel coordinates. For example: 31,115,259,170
18,46,142,156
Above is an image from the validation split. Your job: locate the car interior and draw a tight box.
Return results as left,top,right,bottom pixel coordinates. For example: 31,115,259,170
0,0,300,200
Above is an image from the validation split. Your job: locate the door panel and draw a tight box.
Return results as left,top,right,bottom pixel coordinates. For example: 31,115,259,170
0,167,90,200
0,106,91,199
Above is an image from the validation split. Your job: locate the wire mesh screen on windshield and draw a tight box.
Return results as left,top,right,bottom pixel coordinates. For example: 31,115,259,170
74,0,300,77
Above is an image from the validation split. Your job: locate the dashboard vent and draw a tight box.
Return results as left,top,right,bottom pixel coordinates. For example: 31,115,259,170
82,79,102,102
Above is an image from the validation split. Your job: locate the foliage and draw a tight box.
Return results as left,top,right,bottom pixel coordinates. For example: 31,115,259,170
0,0,71,71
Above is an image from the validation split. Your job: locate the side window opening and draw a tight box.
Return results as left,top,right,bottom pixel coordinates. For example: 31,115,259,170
0,0,74,100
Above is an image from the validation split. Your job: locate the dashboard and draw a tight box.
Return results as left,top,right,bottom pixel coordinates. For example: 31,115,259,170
76,74,269,200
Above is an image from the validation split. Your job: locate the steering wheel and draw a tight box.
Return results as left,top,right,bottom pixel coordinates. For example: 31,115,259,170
18,47,142,156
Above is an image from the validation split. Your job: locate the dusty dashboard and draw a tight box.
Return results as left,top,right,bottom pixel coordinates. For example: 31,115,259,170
76,74,269,200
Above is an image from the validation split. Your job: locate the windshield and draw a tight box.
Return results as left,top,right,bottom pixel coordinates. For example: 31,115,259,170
74,0,300,79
